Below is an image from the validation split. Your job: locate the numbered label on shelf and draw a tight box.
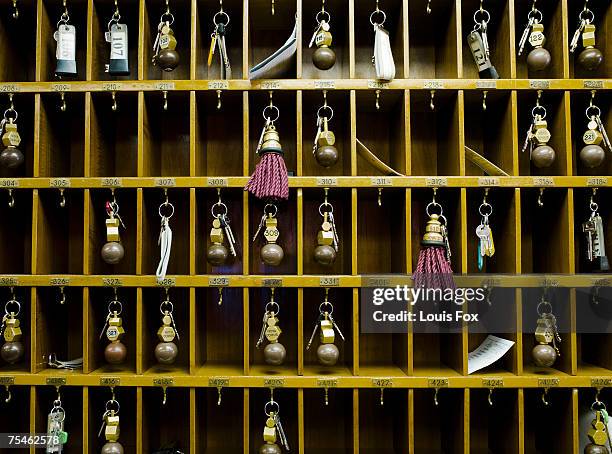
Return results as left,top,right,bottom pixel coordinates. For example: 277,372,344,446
529,80,550,89
314,80,335,89
100,177,123,187
261,81,281,90
52,83,71,92
317,378,338,388
49,277,70,286
153,377,174,386
478,177,500,187
262,278,283,287
533,177,554,186
154,178,176,187
0,179,19,188
100,377,121,386
0,84,20,93
428,378,449,388
263,378,284,388
154,82,175,91
367,81,389,89
319,277,340,287
426,177,448,187
363,277,391,287
476,80,497,89
591,378,612,388
584,81,604,89
209,377,230,387
103,83,123,91
482,378,504,388
49,178,71,188
0,277,19,286
46,377,67,386
208,80,229,90
423,80,444,89
316,177,338,187
372,378,393,388
156,277,176,287
587,177,608,187
537,378,559,387
0,377,15,385
207,177,229,187
371,177,393,186
102,277,123,287
209,277,230,287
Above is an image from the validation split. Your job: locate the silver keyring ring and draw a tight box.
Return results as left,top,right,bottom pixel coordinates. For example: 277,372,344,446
211,201,229,218
213,11,230,26
586,105,601,120
479,203,493,217
531,105,547,120
262,105,280,123
425,201,443,218
159,202,175,219
316,105,334,122
160,12,174,25
51,406,66,422
105,399,120,414
369,10,386,26
160,300,174,314
265,301,280,315
438,214,448,226
108,299,123,315
108,15,120,31
537,300,552,316
264,400,280,416
590,201,599,212
527,9,543,23
591,400,607,412
263,203,278,218
319,301,334,315
578,8,594,23
3,109,17,122
318,202,333,217
315,10,331,25
5,299,20,316
473,9,490,25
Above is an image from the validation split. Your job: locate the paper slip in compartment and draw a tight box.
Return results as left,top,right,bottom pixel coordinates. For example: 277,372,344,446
468,335,515,374
249,20,298,80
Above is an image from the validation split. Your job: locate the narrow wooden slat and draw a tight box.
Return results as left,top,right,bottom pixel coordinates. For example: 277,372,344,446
190,387,197,453
82,387,89,454
572,388,579,454
189,287,196,374
136,287,143,375
136,387,143,454
352,388,359,454
297,388,304,454
348,0,355,78
508,0,517,79
137,0,147,80
85,0,94,81
560,0,571,79
83,287,91,373
455,0,463,78
136,188,144,275
349,90,357,176
243,287,250,375
190,0,197,81
30,288,37,373
408,388,414,453
296,0,302,79
464,388,470,454
244,388,250,454
517,388,525,454
32,94,41,178
242,0,249,78
189,91,197,176
457,90,466,176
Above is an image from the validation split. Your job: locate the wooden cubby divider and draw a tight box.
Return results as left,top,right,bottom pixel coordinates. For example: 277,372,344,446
0,0,609,453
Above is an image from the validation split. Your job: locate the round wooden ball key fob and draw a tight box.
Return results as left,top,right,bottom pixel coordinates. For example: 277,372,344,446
314,189,339,266
306,289,345,366
99,394,124,454
0,291,24,365
152,4,180,72
517,4,551,71
309,3,336,70
570,4,603,71
155,293,180,365
256,289,286,366
253,204,284,267
313,93,338,168
101,296,127,365
580,93,611,169
532,295,561,368
259,396,290,454
101,192,126,265
584,397,612,454
206,190,238,266
0,95,24,169
522,92,556,168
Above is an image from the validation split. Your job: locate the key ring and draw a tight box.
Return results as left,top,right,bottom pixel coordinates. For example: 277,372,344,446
5,299,20,316
578,8,594,24
319,301,334,315
264,399,280,416
211,201,228,218
585,105,601,120
537,298,552,316
3,108,17,122
473,9,490,25
160,12,174,25
527,8,542,23
263,203,278,218
108,299,123,315
531,105,547,120
318,202,334,216
105,399,120,414
591,399,607,412
108,12,121,30
159,202,175,219
425,201,443,218
316,105,334,122
262,105,280,123
369,9,386,26
479,202,493,217
160,300,174,314
213,10,230,26
51,403,66,421
590,200,599,213
265,301,280,315
315,10,331,25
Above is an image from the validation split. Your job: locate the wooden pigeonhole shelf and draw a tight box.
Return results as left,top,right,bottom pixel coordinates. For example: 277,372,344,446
0,0,610,452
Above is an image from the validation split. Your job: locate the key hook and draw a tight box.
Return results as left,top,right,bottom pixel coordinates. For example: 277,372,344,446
12,0,18,19
379,388,384,406
434,388,440,406
59,286,66,305
59,92,67,112
217,287,223,306
537,188,544,207
377,188,383,207
161,385,168,405
4,385,11,403
59,188,66,208
7,189,15,208
217,386,222,405
430,90,435,111
482,90,488,111
375,89,381,110
488,388,494,406
111,91,118,112
162,91,168,111
426,0,431,14
216,90,222,110
541,388,550,406
323,387,329,406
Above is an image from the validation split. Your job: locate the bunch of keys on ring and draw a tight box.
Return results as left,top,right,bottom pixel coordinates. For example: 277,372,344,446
54,0,77,77
155,290,180,365
98,392,123,454
517,2,551,72
152,2,180,71
314,189,339,266
306,289,344,366
208,8,231,79
101,192,126,265
312,92,338,168
584,395,612,454
0,290,24,365
309,2,335,71
532,294,561,368
476,190,495,271
259,394,290,454
522,91,556,168
467,2,499,79
46,393,68,453
570,3,603,71
256,289,286,366
579,93,611,169
253,204,284,267
206,189,238,267
0,95,24,169
100,294,127,366
105,2,129,76
582,189,610,272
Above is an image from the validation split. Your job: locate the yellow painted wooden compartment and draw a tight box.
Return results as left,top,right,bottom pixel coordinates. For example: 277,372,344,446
0,0,610,452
